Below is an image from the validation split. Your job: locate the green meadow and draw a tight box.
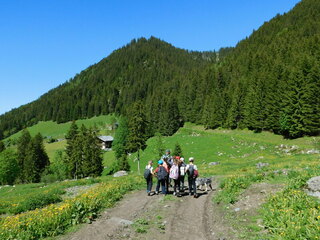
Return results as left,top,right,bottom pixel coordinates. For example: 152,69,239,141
4,114,118,163
6,117,318,176
6,115,117,141
129,123,319,176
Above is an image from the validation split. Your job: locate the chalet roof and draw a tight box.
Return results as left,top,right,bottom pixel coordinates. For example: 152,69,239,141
98,136,114,142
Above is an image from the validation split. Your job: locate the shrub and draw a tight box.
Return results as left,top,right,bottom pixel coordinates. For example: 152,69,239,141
0,149,20,185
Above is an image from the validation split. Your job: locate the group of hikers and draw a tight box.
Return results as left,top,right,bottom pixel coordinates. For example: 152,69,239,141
144,149,199,198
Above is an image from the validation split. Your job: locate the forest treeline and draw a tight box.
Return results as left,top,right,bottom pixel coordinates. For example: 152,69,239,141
0,0,319,140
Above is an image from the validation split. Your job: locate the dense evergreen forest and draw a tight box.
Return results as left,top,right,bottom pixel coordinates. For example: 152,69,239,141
0,0,319,139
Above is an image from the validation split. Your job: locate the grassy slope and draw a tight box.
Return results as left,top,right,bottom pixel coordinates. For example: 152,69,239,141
4,115,117,163
129,123,319,176
6,115,116,141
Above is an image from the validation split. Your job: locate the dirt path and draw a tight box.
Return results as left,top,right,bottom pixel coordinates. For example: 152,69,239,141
60,180,238,240
58,178,285,240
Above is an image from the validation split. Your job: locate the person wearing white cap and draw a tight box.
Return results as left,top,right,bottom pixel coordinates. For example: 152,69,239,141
186,157,198,198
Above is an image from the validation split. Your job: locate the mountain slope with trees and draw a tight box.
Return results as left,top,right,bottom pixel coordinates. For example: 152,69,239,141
0,0,319,140
0,37,225,139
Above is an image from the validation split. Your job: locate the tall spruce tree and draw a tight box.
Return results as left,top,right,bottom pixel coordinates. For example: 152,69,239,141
24,133,49,183
65,121,79,178
159,96,181,136
126,101,148,173
66,123,103,178
226,82,246,129
17,129,31,182
280,57,320,138
173,143,183,157
112,117,129,159
81,126,104,177
243,75,266,132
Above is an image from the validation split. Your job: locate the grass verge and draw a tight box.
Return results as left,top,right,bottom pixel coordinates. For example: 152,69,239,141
0,175,144,240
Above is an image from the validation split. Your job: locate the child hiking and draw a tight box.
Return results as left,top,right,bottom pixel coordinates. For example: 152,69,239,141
155,160,169,195
169,158,180,196
144,161,154,196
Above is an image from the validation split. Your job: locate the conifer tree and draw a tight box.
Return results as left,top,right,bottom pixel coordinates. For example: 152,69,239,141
243,76,266,132
201,96,213,129
113,117,129,159
226,82,245,129
24,133,49,183
81,126,103,177
160,96,181,136
126,101,148,173
65,121,79,178
17,129,31,182
280,57,320,138
173,143,183,157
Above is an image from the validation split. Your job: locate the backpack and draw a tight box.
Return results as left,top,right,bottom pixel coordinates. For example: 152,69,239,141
187,165,195,178
157,166,168,181
169,164,179,180
180,164,186,176
194,169,199,178
144,168,151,179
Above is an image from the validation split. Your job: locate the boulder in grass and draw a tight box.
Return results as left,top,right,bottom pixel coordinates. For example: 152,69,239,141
306,176,320,198
256,162,269,169
209,162,220,166
113,170,128,178
307,176,320,192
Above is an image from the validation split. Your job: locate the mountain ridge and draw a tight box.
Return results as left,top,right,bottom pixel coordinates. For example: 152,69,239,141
1,0,319,139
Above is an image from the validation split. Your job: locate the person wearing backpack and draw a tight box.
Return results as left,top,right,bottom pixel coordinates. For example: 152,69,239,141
144,161,154,196
162,149,173,167
186,157,199,198
155,160,168,195
162,157,171,193
169,159,180,196
179,157,187,192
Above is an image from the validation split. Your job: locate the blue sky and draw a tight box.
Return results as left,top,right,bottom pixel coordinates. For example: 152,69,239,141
0,0,301,115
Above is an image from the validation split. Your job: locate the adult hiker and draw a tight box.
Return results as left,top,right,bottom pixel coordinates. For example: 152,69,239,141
179,157,187,192
161,155,171,193
186,157,199,198
155,160,168,195
144,160,154,196
162,149,173,167
169,158,180,196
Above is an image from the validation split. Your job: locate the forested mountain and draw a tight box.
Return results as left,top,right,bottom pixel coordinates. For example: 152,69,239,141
0,37,229,139
0,0,319,139
217,0,320,138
